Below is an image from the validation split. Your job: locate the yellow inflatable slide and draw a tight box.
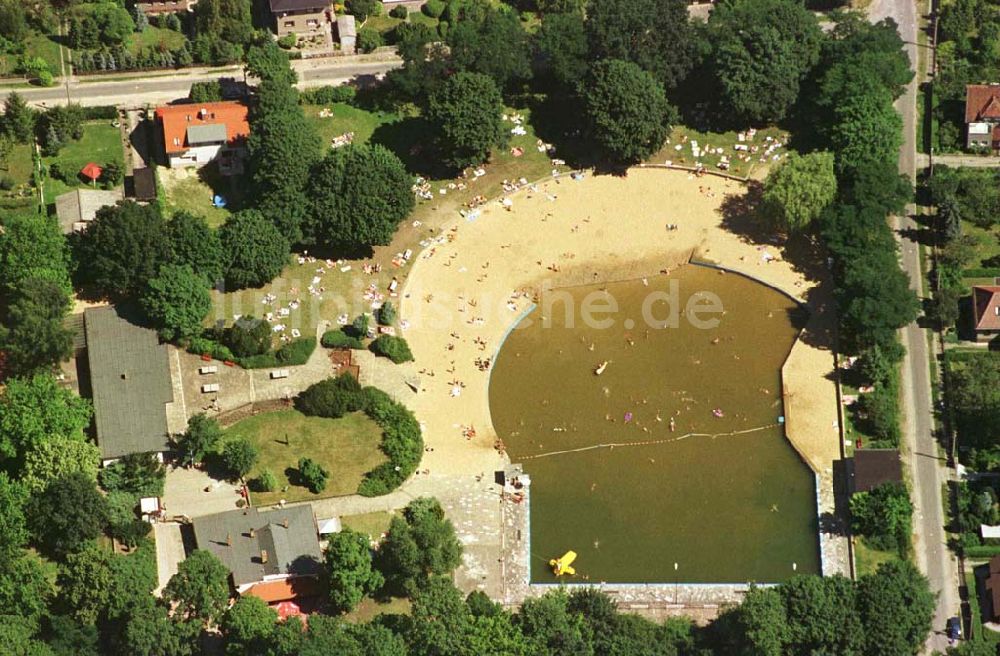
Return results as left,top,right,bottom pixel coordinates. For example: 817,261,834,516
550,551,577,576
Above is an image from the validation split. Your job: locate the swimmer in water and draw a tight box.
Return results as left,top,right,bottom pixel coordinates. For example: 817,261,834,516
669,417,676,432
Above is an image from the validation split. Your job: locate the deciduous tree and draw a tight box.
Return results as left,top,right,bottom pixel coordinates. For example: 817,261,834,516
222,595,278,655
760,152,837,232
166,211,224,284
174,413,223,467
140,264,211,341
218,210,290,290
21,435,100,493
324,528,383,613
222,438,258,481
0,277,74,376
164,549,231,622
0,373,92,464
377,497,462,596
27,471,109,557
427,72,507,170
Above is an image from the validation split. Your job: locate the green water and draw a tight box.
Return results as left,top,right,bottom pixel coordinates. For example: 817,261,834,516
489,265,820,584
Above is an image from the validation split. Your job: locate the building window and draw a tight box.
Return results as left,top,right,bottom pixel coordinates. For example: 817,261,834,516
284,20,295,27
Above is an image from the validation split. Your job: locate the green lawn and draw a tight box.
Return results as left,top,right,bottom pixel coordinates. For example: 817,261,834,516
303,103,401,148
223,409,386,505
341,510,396,540
128,26,186,57
854,537,901,577
960,219,1000,270
1,143,38,208
159,164,241,228
41,120,123,202
344,597,412,623
0,30,63,79
649,126,790,180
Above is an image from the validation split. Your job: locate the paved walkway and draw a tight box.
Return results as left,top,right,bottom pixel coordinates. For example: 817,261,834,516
152,522,185,596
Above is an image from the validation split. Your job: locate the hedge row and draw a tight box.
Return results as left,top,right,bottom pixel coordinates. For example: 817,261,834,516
963,268,1000,279
964,545,1000,559
944,350,1000,365
300,85,357,105
82,105,118,120
187,336,316,369
295,375,423,497
321,329,364,349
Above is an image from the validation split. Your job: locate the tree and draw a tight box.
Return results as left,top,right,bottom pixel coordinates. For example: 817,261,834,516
346,0,380,21
581,59,675,164
369,335,414,363
117,597,198,656
729,585,789,655
1,92,35,143
72,201,171,297
0,554,53,632
224,316,272,357
222,438,258,481
760,152,837,232
175,413,223,467
324,528,384,613
709,0,822,124
357,26,384,53
778,575,864,655
0,211,71,294
427,72,507,170
0,473,28,558
297,457,329,493
406,576,475,656
517,589,593,656
376,497,462,596
828,89,903,176
447,6,533,92
856,561,934,656
164,549,231,622
377,301,396,326
0,373,92,464
100,160,123,188
166,211,224,284
27,472,109,557
98,452,166,497
21,435,100,493
0,0,27,43
92,3,135,46
851,481,913,553
222,596,278,655
294,374,365,419
0,277,74,376
218,210,290,289
305,144,415,248
585,0,695,91
245,42,296,87
246,80,320,243
534,11,589,90
57,544,114,624
189,80,223,103
133,2,149,32
140,264,211,340
192,0,254,45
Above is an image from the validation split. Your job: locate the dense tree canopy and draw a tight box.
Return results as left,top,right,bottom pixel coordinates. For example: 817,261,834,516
585,0,695,91
174,413,223,467
245,42,297,87
325,528,384,613
72,201,171,297
534,11,589,89
581,59,675,164
21,435,100,493
27,471,109,557
140,264,211,341
218,210,290,290
850,481,913,554
0,277,75,376
377,497,462,596
0,212,71,294
760,152,837,232
306,144,415,248
709,0,822,124
447,4,533,92
0,373,92,465
427,72,507,170
163,549,230,622
166,211,224,285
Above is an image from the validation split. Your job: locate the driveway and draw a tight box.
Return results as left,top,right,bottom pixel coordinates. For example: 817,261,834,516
162,465,243,519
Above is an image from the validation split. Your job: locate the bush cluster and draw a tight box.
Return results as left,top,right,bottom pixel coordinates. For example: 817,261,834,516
299,85,357,105
369,335,413,364
321,329,364,349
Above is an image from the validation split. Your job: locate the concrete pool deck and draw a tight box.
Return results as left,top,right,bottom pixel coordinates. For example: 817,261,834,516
384,167,849,601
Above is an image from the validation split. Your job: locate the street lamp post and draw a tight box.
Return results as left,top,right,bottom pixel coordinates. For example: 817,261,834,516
673,562,679,605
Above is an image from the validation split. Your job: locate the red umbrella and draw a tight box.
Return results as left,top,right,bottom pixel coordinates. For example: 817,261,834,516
273,600,302,621
80,162,102,184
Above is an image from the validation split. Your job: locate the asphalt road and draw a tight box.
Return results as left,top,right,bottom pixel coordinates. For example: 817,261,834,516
0,57,402,108
868,0,960,651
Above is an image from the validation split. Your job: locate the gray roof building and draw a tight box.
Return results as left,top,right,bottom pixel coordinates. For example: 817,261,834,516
54,188,123,234
84,307,173,460
191,506,322,591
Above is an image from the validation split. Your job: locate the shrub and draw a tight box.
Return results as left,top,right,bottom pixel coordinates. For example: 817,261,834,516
187,336,235,362
321,329,364,349
349,314,370,339
295,373,365,419
48,162,65,181
37,69,54,87
301,85,357,105
357,386,422,496
423,0,445,18
81,105,118,120
376,301,396,326
254,469,277,492
298,457,329,493
106,490,150,547
189,80,222,103
370,335,413,363
0,176,14,191
224,316,272,357
357,26,384,53
277,33,297,49
390,4,409,19
276,337,316,364
99,453,166,498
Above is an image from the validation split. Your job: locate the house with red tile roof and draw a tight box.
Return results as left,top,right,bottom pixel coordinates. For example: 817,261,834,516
155,101,250,174
966,84,1000,152
973,284,1000,342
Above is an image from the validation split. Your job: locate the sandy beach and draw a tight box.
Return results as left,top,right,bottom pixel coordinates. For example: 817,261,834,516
399,168,840,481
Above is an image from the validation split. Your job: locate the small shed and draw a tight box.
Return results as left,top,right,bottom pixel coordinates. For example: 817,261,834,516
317,517,342,535
850,448,903,494
337,15,357,54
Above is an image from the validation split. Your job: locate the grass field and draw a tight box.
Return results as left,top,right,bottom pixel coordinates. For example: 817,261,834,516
341,510,395,540
159,164,242,228
1,143,38,208
303,103,402,148
223,409,386,505
129,26,186,57
41,120,123,202
961,220,1000,271
0,31,63,80
853,537,901,577
344,596,412,623
649,126,790,180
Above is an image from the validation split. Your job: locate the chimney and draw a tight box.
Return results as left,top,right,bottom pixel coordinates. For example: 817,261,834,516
226,532,232,546
248,528,255,538
260,549,269,564
282,519,289,529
